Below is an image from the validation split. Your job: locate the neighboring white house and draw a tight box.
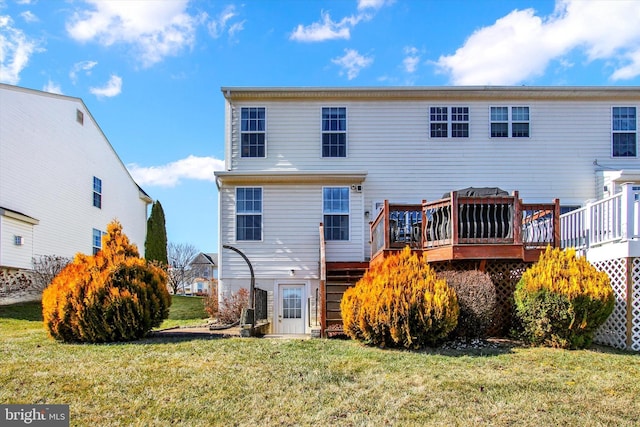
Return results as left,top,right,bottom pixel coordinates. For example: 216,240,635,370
185,252,218,295
0,84,152,273
215,86,640,336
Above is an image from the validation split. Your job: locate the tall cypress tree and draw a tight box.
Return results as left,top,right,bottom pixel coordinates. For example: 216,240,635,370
145,200,168,265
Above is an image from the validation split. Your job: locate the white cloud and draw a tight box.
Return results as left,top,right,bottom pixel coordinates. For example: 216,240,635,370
69,60,97,83
127,155,225,188
403,46,420,73
65,0,198,67
332,48,373,80
207,5,244,39
290,11,361,42
228,21,245,39
89,74,122,98
43,79,62,94
436,0,640,85
357,0,393,11
0,15,40,84
20,10,38,23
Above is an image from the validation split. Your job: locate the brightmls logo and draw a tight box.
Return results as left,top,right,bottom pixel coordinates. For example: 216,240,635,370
1,405,69,426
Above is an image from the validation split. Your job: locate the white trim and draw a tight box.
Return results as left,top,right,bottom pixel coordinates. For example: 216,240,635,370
235,186,264,242
489,105,531,139
273,280,309,334
428,105,470,139
611,105,638,158
320,106,348,159
239,106,267,159
322,185,351,242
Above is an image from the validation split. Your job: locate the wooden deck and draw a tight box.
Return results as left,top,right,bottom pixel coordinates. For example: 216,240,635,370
370,192,560,264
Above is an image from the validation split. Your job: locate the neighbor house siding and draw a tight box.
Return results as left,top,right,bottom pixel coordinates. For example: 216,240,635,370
0,216,35,270
0,84,149,267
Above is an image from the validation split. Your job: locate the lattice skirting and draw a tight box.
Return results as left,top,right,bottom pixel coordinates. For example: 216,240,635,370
431,260,530,336
591,257,640,351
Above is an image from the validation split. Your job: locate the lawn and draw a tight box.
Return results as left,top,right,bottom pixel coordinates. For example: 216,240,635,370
1,300,639,426
157,295,210,329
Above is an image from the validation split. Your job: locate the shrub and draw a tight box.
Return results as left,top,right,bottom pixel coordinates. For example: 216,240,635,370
514,246,614,349
203,286,219,319
42,221,171,343
31,255,71,291
216,288,249,325
438,270,496,338
341,247,458,349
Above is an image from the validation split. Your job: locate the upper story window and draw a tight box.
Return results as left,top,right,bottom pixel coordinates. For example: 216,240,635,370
241,107,266,158
76,109,84,125
93,177,102,209
323,187,349,241
92,228,104,255
612,106,637,157
322,107,346,157
429,106,469,138
490,106,529,138
236,187,262,241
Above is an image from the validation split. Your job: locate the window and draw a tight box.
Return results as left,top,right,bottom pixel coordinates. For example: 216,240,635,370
241,107,265,157
93,177,102,209
430,107,469,138
323,187,349,240
322,107,347,157
612,107,637,157
490,106,529,138
76,109,84,125
236,187,262,241
92,228,104,255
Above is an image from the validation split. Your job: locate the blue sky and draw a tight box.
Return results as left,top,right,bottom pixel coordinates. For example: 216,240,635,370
2,0,640,253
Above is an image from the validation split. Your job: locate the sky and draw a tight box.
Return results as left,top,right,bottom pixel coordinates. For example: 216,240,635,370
2,0,640,254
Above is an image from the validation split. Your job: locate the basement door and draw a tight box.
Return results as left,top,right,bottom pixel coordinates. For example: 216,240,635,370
277,284,305,334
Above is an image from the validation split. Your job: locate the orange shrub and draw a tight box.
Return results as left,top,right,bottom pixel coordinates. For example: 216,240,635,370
42,221,171,343
341,247,458,348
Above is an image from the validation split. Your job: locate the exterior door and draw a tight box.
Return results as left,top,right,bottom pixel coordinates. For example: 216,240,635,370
278,284,305,334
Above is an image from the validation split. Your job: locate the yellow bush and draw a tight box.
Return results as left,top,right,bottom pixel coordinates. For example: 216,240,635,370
341,247,458,348
42,221,170,343
514,247,614,349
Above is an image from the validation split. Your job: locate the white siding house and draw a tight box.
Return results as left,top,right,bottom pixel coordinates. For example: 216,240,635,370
0,84,151,272
215,87,640,336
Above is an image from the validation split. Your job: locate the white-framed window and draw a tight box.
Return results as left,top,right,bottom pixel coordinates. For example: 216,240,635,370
93,176,102,209
429,106,469,138
322,107,347,157
236,187,262,241
240,107,266,158
612,106,637,157
92,228,105,255
323,187,349,241
490,106,529,138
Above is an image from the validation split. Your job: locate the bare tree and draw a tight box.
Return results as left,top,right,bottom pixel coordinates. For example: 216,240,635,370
31,255,71,290
167,242,199,294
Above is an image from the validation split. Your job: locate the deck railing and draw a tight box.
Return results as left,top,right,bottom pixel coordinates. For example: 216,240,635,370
371,201,423,256
560,183,640,251
371,193,560,259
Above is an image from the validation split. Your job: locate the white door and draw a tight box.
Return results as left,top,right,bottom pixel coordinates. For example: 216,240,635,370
278,284,305,334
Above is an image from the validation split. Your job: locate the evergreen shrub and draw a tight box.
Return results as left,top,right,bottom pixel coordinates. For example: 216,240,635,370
42,221,171,343
438,270,496,338
341,247,458,348
514,247,614,349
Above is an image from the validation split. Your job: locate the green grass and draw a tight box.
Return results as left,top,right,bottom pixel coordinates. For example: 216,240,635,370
1,300,640,426
157,295,210,329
